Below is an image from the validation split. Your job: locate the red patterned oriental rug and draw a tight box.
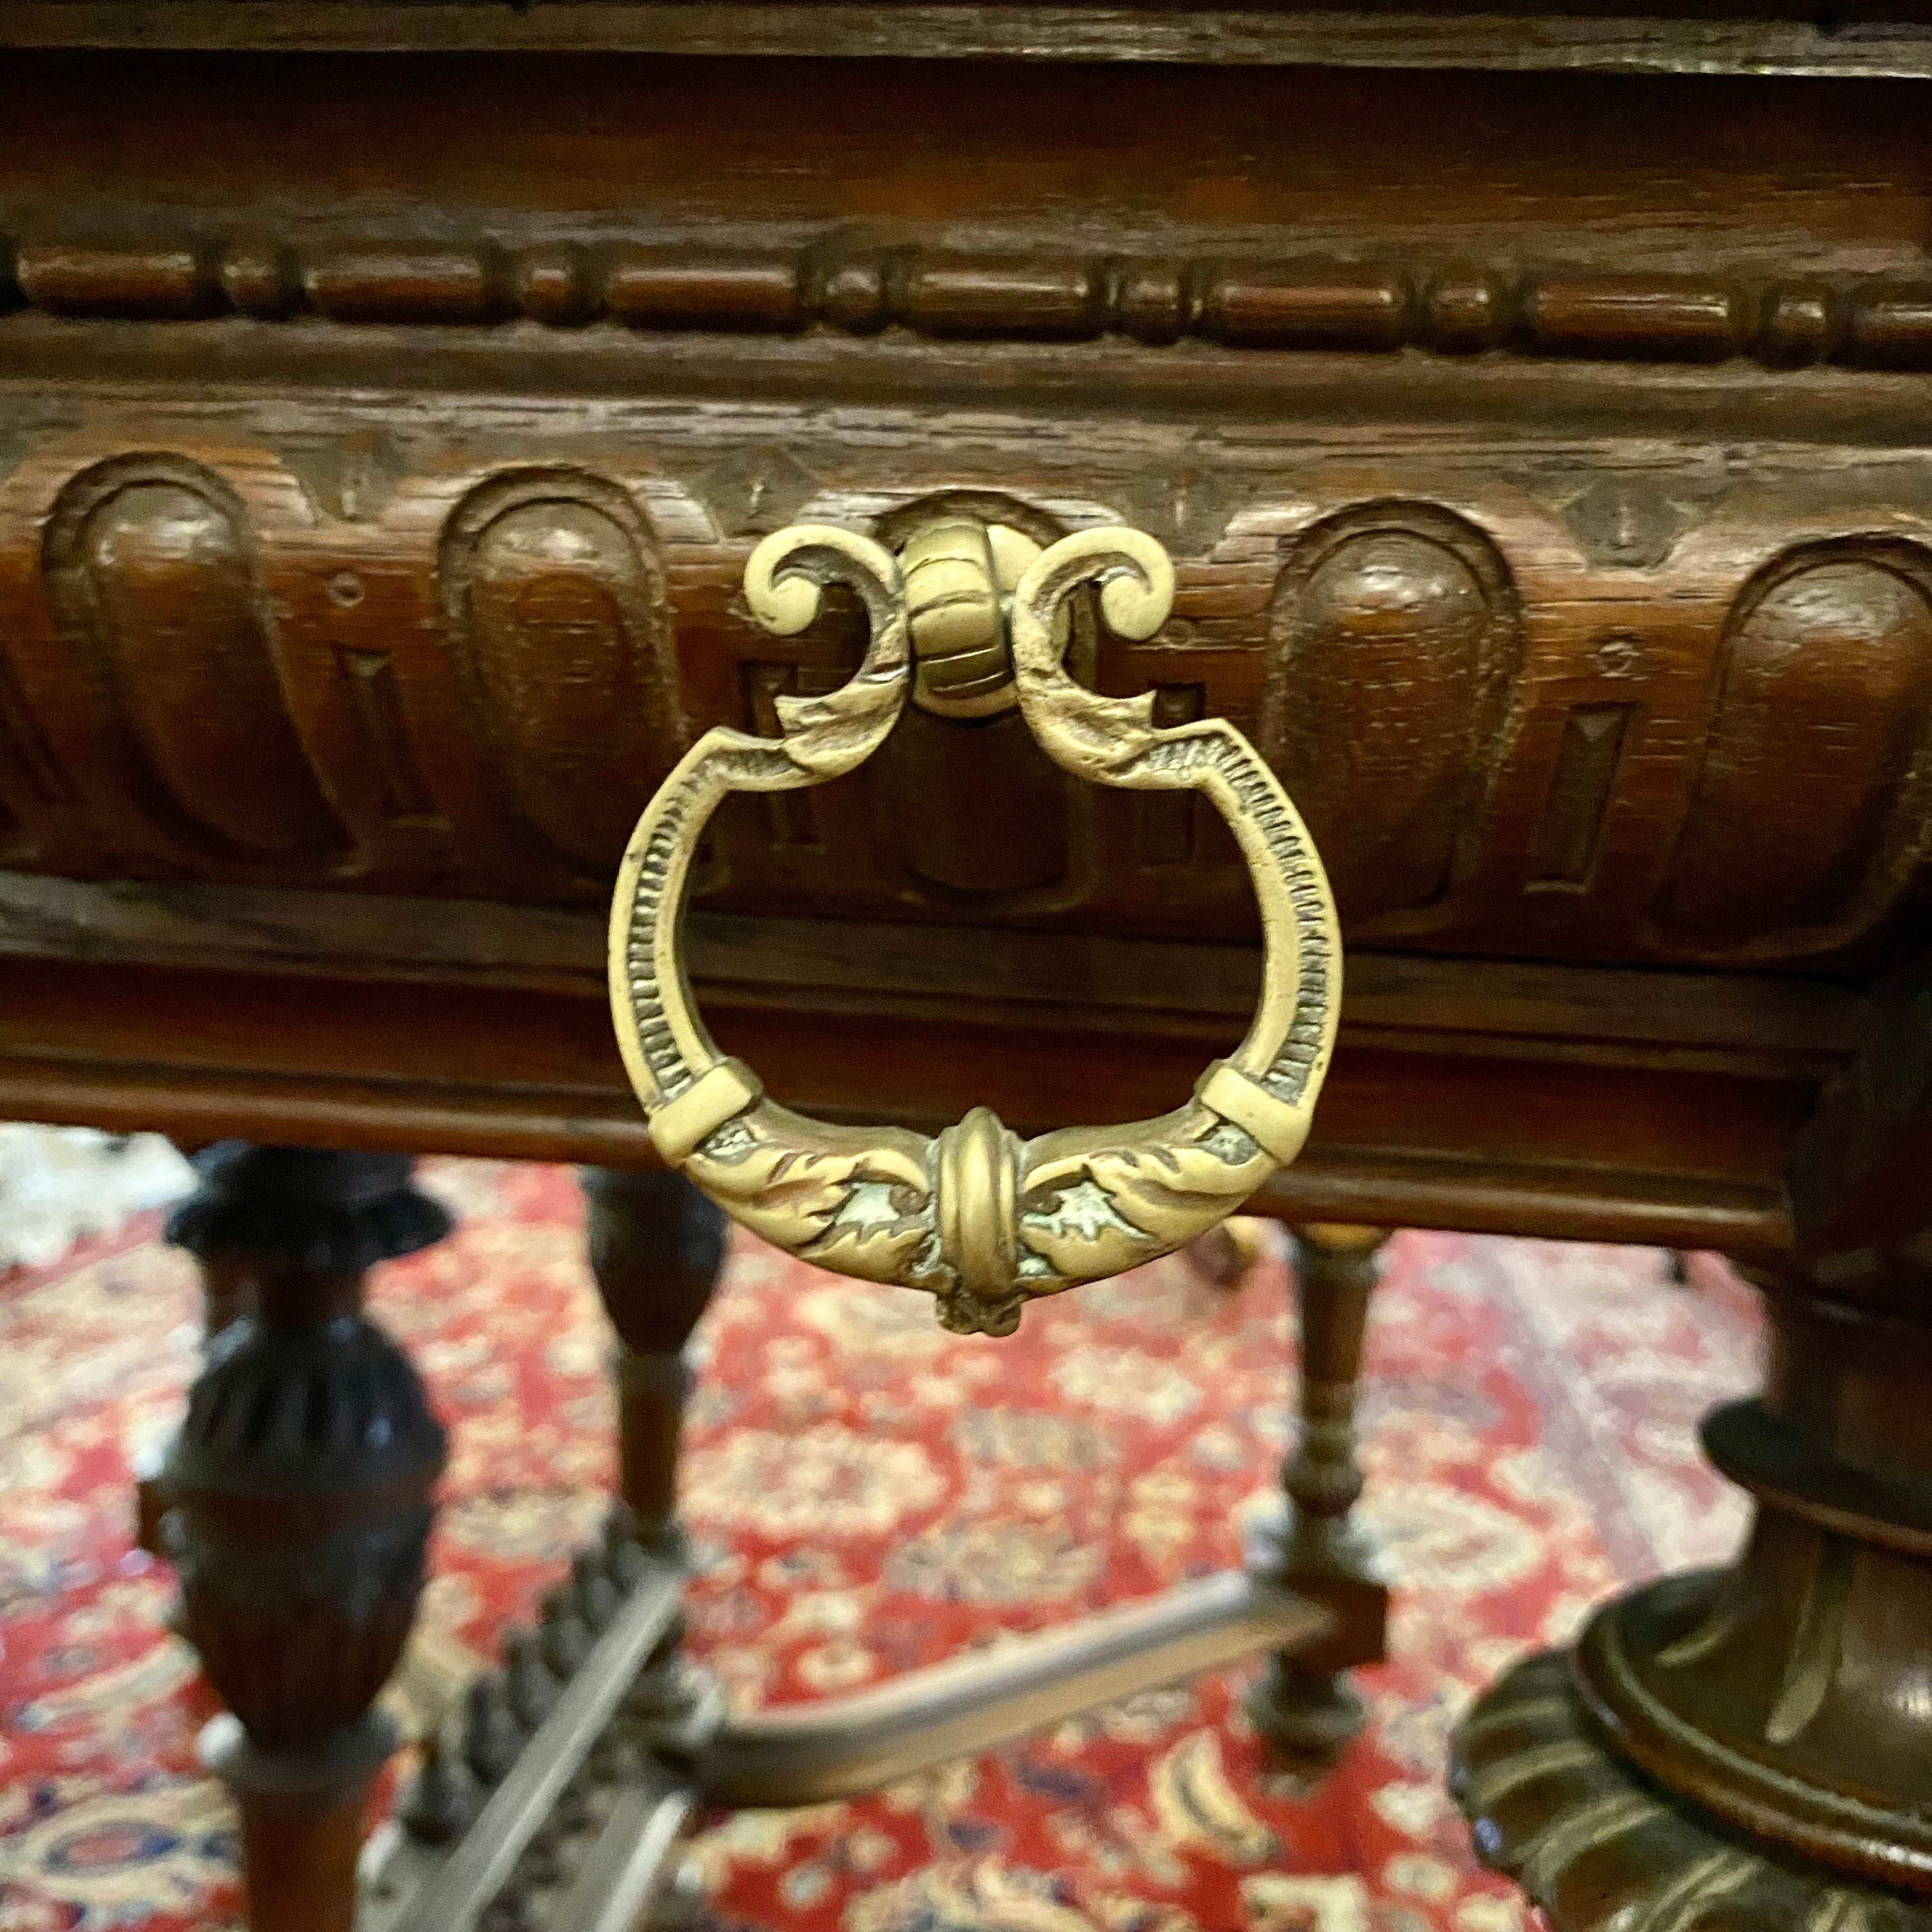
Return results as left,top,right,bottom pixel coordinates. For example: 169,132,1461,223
0,1158,1761,1932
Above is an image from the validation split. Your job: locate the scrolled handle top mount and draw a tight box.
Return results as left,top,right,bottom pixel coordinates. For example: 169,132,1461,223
608,515,1339,1335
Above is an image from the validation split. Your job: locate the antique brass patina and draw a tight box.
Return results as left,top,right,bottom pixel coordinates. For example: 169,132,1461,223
607,518,1340,1335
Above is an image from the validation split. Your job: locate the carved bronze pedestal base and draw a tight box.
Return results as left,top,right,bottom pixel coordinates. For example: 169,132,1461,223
1454,1653,1931,1932
1455,963,1932,1931
1455,1263,1932,1931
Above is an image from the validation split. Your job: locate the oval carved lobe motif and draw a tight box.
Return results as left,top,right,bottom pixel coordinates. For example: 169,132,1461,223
1262,506,1519,919
441,473,684,874
1658,546,1932,952
42,458,345,860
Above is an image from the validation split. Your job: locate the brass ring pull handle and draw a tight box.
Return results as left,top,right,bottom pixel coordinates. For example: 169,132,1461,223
608,519,1340,1335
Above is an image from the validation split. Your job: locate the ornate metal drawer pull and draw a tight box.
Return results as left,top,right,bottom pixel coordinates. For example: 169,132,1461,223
608,518,1340,1334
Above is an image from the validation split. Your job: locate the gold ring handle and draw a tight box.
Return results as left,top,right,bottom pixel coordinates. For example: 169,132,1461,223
608,519,1340,1335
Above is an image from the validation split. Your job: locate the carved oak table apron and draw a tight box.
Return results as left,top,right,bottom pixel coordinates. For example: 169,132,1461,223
3,16,1932,1932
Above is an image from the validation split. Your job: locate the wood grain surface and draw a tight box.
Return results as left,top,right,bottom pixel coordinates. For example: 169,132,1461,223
2,416,1929,971
0,44,1920,1252
5,2,1932,77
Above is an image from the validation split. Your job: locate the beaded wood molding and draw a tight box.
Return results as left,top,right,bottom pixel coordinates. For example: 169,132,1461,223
8,232,1932,370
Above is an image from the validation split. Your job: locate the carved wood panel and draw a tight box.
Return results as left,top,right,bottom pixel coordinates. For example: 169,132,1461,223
1261,503,1521,926
0,424,1928,971
1652,543,1932,960
438,470,685,879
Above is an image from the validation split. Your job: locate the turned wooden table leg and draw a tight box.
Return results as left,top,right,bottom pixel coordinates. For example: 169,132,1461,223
134,1139,257,1556
157,1144,452,1932
1455,959,1932,1931
581,1167,729,1558
1245,1222,1390,1770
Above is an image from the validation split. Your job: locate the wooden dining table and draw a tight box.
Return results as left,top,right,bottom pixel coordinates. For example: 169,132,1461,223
1,6,1929,1928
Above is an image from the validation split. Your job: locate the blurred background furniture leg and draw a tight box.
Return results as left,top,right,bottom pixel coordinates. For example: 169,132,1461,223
1183,1215,1273,1291
1245,1222,1390,1773
581,1167,730,1561
1455,958,1932,1930
155,1145,452,1932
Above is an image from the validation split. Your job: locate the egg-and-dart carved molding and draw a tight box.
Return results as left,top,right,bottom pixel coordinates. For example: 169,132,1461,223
8,231,1932,371
1,439,1930,972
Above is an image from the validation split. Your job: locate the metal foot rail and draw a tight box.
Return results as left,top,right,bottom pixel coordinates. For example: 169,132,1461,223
697,1569,1333,1808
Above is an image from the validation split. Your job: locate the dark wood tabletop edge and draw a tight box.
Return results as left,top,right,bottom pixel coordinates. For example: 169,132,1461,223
1,0,1931,75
